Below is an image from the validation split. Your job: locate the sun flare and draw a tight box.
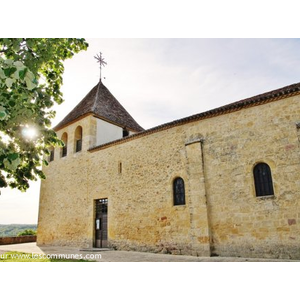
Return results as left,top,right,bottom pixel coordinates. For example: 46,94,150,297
22,126,38,140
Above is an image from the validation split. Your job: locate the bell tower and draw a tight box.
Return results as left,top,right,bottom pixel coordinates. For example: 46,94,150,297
53,53,143,152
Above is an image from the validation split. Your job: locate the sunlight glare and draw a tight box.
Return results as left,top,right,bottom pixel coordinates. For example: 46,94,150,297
22,126,38,140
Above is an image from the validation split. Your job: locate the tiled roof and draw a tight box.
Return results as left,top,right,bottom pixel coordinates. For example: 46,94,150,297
54,80,144,132
89,81,300,152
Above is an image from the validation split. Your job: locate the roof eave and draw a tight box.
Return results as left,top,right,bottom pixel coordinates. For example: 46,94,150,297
53,112,143,133
88,84,300,153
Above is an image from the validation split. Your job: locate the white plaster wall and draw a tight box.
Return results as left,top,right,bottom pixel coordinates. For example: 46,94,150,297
96,118,122,145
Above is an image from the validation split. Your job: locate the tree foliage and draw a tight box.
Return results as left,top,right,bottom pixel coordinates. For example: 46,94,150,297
17,228,37,236
0,38,88,191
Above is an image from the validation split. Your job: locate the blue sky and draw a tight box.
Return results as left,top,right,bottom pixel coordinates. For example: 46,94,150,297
1,38,300,224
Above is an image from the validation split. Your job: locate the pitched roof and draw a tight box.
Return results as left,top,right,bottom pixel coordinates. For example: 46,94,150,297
89,81,300,152
54,80,144,132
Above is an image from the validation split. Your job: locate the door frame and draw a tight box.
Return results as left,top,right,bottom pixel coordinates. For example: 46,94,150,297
94,198,108,248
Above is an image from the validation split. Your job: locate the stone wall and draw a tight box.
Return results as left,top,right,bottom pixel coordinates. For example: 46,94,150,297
0,236,37,245
38,94,300,259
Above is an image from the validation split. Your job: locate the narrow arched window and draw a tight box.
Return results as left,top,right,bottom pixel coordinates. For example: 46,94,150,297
253,163,274,197
74,126,83,152
123,128,129,137
61,132,68,157
173,177,185,206
49,147,54,162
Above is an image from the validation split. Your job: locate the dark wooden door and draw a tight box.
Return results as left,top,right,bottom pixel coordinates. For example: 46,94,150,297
95,199,108,248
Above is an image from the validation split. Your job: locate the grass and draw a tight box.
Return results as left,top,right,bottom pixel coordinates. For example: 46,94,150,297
0,251,93,262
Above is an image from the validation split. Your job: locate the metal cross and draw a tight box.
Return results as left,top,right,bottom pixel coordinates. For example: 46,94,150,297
94,52,107,81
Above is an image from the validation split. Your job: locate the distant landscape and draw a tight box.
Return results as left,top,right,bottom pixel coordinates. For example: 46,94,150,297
0,224,37,237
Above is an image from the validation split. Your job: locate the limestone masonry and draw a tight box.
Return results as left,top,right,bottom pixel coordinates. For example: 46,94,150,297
37,80,300,259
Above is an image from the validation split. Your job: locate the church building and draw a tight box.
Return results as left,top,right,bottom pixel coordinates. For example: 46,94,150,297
37,76,300,259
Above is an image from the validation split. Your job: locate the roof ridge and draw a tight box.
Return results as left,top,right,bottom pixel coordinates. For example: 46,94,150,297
91,80,101,112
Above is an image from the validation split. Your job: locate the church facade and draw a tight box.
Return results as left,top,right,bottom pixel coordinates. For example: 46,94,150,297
37,80,300,259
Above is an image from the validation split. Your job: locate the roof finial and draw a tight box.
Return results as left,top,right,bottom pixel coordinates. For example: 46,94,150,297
94,52,107,81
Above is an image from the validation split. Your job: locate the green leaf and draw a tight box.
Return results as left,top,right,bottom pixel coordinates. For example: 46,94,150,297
0,68,5,79
25,70,34,81
4,59,13,65
25,77,36,90
0,175,7,188
8,153,19,161
3,158,20,171
5,78,15,88
4,67,17,77
0,111,5,118
19,68,27,80
8,100,16,107
0,110,7,121
13,61,24,68
12,70,19,80
24,70,37,90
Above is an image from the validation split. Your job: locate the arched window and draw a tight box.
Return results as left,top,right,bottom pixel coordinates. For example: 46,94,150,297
173,177,185,206
74,126,83,152
123,128,129,137
61,132,68,157
253,163,274,197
